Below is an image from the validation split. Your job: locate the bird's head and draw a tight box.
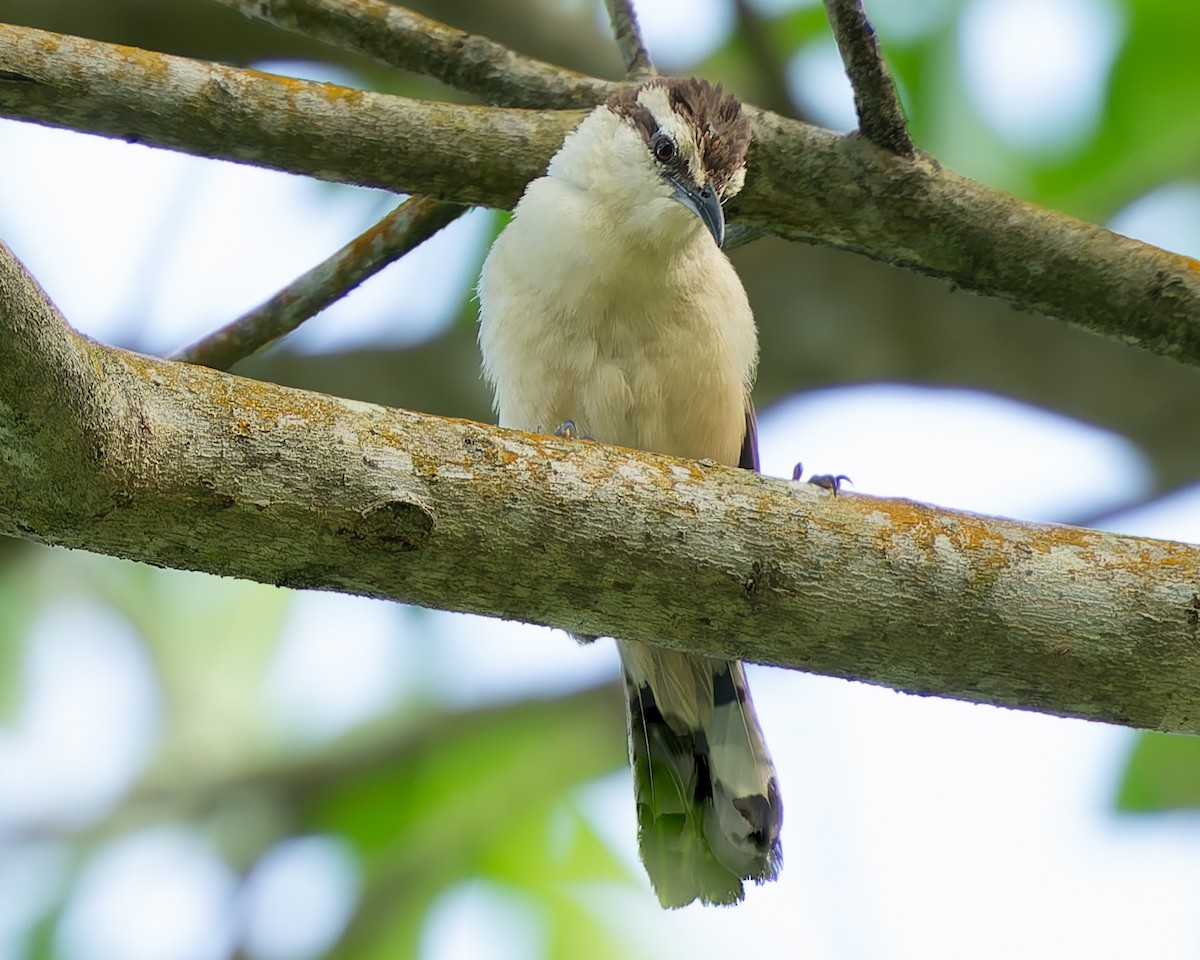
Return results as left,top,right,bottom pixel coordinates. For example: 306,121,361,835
547,77,752,249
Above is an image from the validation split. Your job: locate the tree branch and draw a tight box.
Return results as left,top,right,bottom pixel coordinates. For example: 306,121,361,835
170,196,467,370
210,0,621,109
0,23,583,208
822,0,913,156
4,238,1200,737
2,23,1197,370
603,0,655,80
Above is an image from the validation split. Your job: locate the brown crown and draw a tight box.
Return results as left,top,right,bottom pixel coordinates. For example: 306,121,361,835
608,78,752,194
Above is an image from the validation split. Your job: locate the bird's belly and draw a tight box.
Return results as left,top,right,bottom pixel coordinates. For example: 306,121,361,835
512,313,746,465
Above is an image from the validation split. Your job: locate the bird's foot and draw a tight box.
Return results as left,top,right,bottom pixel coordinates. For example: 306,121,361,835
553,420,594,441
792,462,852,496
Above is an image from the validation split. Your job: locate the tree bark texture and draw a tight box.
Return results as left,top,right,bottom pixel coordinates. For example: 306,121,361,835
3,240,1200,737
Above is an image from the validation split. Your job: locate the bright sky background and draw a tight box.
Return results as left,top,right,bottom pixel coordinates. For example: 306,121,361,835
4,0,1200,958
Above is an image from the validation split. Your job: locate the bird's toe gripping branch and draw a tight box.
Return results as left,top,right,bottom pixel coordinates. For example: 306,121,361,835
792,462,853,495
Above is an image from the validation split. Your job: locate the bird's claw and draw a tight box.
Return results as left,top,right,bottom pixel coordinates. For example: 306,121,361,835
809,473,852,495
553,420,593,441
792,462,852,496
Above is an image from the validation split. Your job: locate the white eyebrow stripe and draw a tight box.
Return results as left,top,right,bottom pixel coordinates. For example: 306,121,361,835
636,84,706,186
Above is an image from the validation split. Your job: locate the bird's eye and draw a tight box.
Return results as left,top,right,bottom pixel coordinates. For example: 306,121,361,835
653,136,676,164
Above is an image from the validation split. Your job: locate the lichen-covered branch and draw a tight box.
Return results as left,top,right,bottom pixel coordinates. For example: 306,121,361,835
0,22,583,208
4,237,1200,736
210,0,620,108
2,23,1197,369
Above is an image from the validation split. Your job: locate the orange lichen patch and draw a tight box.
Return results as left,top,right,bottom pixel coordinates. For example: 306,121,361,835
853,496,961,551
25,28,61,55
842,494,1124,582
120,349,356,434
1130,240,1200,275
261,70,369,110
96,38,175,85
1021,522,1103,556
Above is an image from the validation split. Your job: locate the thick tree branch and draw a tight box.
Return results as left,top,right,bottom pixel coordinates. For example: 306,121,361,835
0,238,119,529
171,196,466,370
0,23,583,208
4,238,1200,737
210,0,620,108
2,23,1198,369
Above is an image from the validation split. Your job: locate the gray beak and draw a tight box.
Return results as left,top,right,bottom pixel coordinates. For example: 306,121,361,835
670,177,725,248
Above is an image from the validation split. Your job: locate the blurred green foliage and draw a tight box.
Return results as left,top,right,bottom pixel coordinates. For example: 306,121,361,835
0,546,634,959
1116,732,1200,814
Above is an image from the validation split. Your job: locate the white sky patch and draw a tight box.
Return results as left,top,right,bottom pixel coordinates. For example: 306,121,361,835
584,665,1200,960
760,673,1200,960
0,120,468,357
787,38,858,132
425,612,619,708
758,384,1150,522
56,827,238,960
598,0,734,70
420,880,544,960
0,843,69,958
283,206,493,354
264,592,415,744
0,603,159,829
957,0,1125,154
238,837,360,960
0,121,198,343
864,0,957,43
1099,483,1200,546
1108,181,1200,260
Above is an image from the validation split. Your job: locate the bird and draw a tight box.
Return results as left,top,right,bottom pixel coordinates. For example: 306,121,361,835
477,76,780,908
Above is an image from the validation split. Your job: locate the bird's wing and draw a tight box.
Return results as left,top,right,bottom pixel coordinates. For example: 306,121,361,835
739,396,759,472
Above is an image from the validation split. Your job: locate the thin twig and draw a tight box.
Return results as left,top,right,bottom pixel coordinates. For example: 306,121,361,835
603,0,655,79
210,0,619,108
171,196,465,370
821,0,914,156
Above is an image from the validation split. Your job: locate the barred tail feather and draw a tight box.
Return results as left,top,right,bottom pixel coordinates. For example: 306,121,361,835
618,639,782,908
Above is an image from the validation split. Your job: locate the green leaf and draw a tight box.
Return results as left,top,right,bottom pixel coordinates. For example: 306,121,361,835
1115,731,1200,812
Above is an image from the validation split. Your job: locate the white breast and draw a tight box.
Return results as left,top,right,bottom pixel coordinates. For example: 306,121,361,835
478,174,758,466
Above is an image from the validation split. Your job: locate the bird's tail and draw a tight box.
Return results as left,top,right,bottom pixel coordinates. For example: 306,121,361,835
617,639,782,908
